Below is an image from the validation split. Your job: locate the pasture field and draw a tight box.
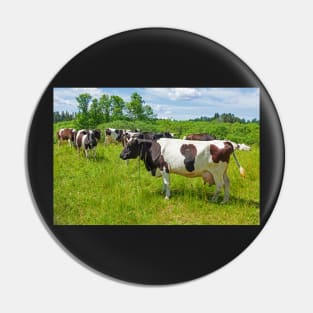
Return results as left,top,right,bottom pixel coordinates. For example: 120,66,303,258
53,139,260,225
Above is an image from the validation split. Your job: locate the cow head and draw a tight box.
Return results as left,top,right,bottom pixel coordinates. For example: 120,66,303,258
115,129,123,142
93,129,101,141
120,137,141,160
88,131,98,147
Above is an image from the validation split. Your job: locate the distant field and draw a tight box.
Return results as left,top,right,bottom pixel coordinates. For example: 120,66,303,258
53,128,260,225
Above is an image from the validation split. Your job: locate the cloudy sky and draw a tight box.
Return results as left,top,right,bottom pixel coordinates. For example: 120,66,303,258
54,87,259,121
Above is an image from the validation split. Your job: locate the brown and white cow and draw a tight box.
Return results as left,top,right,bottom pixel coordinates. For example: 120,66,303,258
57,128,76,146
183,133,251,151
120,134,245,203
183,133,216,141
75,129,101,158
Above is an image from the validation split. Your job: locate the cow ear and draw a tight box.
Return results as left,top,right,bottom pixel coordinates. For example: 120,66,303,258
150,141,161,163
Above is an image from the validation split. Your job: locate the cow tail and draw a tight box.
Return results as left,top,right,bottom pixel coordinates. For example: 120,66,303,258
232,151,245,177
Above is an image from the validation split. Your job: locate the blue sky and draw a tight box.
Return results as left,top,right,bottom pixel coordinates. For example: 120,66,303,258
54,87,259,121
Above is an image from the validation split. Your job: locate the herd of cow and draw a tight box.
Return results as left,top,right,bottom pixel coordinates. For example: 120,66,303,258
56,127,251,203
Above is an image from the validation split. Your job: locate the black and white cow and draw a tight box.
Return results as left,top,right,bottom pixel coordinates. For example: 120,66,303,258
122,131,172,146
76,129,101,158
120,133,245,203
105,128,124,144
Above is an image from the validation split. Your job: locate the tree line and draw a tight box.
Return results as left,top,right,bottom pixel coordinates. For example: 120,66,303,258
190,113,259,124
54,111,76,122
54,91,259,128
75,92,155,129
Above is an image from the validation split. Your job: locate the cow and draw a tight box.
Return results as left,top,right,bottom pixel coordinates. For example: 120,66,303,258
75,129,101,158
56,128,76,146
105,128,124,144
155,132,173,139
184,133,251,151
120,131,172,148
121,130,140,147
236,143,251,151
120,134,245,203
183,133,216,141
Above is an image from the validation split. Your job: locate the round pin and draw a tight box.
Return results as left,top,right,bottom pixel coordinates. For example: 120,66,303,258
27,28,284,284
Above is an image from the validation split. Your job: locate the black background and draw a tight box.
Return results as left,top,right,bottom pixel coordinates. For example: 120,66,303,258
27,28,284,284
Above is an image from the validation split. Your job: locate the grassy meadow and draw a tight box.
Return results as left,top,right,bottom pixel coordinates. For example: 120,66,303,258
53,121,260,225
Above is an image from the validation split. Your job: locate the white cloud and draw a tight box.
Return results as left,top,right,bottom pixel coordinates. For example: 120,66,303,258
147,88,202,101
150,103,173,119
71,88,103,98
54,88,104,112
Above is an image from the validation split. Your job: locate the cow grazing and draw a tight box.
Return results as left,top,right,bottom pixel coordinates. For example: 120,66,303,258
120,135,245,203
183,133,216,141
76,129,100,158
57,128,76,146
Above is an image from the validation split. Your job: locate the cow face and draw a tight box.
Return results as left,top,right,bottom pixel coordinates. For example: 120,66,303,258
115,129,123,142
87,131,98,148
120,138,140,160
93,129,101,141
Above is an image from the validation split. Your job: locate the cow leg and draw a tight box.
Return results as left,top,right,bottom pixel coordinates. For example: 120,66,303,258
85,149,88,158
211,173,223,202
221,172,230,204
161,168,171,200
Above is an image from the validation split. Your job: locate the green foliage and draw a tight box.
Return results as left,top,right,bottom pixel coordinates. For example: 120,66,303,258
191,112,258,124
99,94,111,122
75,93,92,129
125,92,144,119
125,92,156,120
55,117,259,146
111,95,125,121
89,98,104,128
76,93,91,113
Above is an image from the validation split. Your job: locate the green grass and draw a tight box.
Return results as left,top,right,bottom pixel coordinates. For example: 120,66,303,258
54,142,260,225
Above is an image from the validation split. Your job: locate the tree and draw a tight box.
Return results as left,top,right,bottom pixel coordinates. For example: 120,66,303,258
126,92,144,120
75,93,92,128
76,93,91,114
99,94,111,122
110,95,125,120
89,98,103,128
126,92,155,120
142,105,156,120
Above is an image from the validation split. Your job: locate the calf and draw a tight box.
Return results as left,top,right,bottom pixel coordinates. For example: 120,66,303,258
57,128,76,146
120,135,245,203
76,129,100,158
